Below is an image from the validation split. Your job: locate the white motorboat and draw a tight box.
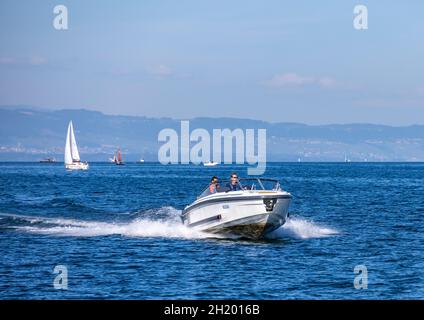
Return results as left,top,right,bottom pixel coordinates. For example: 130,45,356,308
64,121,89,170
39,157,56,163
203,161,218,167
181,178,292,239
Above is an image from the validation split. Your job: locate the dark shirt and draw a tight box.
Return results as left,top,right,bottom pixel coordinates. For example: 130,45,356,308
225,182,242,191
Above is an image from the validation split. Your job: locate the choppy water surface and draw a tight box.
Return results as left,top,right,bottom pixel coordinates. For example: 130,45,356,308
0,162,423,299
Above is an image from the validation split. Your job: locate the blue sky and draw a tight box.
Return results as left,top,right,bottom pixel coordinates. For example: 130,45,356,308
0,0,423,125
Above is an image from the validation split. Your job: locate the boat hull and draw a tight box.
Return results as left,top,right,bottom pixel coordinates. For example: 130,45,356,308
65,162,89,170
182,191,291,239
203,162,218,167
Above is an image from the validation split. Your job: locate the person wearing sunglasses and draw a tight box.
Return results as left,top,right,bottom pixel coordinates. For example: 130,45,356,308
209,176,220,194
225,173,242,192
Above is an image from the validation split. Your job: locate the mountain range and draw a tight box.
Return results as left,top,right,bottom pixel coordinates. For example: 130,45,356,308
1,106,424,162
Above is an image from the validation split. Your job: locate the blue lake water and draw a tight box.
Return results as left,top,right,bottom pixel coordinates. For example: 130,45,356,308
0,162,423,299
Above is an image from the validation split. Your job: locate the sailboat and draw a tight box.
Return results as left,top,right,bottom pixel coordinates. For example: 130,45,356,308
344,153,351,163
64,121,89,170
114,148,124,165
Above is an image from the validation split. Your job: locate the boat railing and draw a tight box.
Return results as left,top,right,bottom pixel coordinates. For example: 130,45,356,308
197,178,282,199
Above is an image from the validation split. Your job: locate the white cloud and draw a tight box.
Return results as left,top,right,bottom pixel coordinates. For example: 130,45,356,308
267,72,336,88
29,56,47,66
318,76,336,88
0,56,47,66
149,64,172,77
268,72,313,86
0,57,16,65
415,86,424,96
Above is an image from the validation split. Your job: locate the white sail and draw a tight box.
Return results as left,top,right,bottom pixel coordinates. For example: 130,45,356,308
64,120,89,170
64,122,73,165
64,121,81,165
69,121,80,161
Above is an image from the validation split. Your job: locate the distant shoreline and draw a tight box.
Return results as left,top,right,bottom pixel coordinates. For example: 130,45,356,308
2,107,424,163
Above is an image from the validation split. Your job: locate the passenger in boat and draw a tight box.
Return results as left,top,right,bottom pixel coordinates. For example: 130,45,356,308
209,176,220,194
225,173,242,191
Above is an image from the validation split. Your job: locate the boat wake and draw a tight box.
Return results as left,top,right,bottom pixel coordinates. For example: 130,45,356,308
0,209,338,240
0,207,210,239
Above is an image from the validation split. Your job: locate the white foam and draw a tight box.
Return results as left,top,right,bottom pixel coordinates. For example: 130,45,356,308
2,211,338,241
18,218,209,239
3,208,210,239
266,217,339,239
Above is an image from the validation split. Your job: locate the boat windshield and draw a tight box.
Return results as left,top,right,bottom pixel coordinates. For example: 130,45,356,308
198,178,282,198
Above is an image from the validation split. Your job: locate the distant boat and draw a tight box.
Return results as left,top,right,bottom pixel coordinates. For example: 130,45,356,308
39,157,56,163
139,158,145,163
344,153,351,163
203,161,218,167
64,121,89,170
113,148,124,165
109,153,117,163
